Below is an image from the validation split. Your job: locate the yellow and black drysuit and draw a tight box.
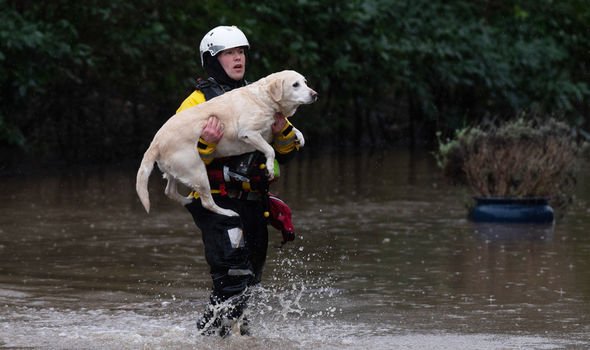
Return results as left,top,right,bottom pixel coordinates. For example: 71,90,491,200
178,76,300,334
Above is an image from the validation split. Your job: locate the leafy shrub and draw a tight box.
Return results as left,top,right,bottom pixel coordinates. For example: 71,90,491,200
435,116,583,212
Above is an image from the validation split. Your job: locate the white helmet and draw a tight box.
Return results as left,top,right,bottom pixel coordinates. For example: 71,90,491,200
199,25,250,67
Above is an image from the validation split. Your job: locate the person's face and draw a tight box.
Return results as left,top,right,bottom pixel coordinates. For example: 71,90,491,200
217,47,246,81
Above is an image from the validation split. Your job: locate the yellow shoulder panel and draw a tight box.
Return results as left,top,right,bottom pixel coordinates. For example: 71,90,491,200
177,90,206,113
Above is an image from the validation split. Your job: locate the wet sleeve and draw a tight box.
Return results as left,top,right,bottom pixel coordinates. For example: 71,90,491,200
196,138,216,165
272,119,300,164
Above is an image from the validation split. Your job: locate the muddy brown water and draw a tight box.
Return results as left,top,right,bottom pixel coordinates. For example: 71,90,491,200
1,149,589,349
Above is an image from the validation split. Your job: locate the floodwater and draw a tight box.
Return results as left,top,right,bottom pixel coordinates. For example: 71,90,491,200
1,149,589,349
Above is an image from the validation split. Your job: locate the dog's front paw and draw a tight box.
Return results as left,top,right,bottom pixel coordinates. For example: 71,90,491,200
265,159,275,180
294,128,305,148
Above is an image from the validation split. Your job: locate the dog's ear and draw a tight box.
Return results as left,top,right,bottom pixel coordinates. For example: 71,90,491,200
269,79,283,102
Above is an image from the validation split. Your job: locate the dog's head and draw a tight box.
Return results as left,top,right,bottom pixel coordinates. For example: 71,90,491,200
268,70,318,116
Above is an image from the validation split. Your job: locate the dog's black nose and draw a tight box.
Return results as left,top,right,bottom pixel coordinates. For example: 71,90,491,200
311,91,318,101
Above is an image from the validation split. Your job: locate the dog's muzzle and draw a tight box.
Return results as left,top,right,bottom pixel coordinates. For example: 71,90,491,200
310,90,318,102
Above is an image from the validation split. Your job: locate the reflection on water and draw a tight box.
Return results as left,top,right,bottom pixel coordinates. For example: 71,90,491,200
1,150,589,349
472,222,556,241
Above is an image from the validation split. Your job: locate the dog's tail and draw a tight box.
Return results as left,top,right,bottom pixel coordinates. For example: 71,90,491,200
136,144,158,213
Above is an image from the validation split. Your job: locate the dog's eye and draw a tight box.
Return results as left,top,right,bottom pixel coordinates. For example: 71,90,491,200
292,82,300,88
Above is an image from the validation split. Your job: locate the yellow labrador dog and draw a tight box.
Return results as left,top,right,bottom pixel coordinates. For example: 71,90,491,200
136,70,317,217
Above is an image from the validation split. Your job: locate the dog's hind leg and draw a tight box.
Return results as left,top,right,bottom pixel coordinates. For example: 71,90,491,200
198,190,239,217
175,156,239,217
163,173,192,206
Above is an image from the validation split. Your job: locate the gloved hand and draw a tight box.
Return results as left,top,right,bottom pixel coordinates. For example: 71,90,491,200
268,194,296,246
281,229,295,245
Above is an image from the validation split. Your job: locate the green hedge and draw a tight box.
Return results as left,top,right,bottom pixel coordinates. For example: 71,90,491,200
1,0,588,162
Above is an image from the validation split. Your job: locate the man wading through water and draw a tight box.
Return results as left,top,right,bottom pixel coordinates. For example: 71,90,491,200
176,25,301,337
